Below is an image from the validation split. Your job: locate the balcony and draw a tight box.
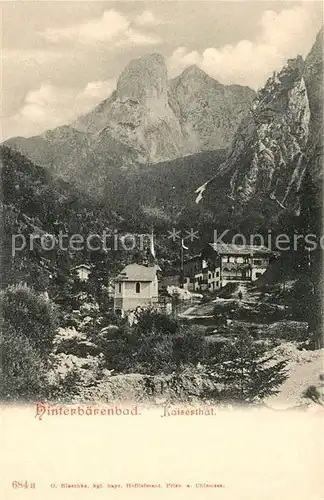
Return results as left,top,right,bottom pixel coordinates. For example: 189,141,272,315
222,276,251,282
222,262,251,271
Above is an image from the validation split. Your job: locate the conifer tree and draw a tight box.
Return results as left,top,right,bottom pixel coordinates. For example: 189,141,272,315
296,166,322,347
214,329,288,403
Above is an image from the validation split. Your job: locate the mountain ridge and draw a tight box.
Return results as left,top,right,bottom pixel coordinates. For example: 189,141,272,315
4,53,255,189
195,28,323,213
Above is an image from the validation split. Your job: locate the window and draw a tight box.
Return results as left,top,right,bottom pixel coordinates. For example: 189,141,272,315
216,281,219,287
208,273,211,279
216,271,219,277
135,282,141,293
118,283,122,293
254,259,262,266
213,272,215,278
255,272,262,278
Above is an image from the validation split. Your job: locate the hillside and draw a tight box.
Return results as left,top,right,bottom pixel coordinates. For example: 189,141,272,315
104,149,227,228
1,146,125,293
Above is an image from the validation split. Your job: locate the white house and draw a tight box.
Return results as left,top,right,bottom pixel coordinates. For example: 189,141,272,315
183,243,273,291
207,243,272,287
183,254,221,292
73,264,91,282
114,263,161,316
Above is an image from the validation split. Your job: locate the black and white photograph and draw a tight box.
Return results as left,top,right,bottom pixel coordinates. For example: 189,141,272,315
0,1,323,497
1,0,323,408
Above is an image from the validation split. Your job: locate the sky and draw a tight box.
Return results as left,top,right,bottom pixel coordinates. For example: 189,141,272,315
1,1,323,140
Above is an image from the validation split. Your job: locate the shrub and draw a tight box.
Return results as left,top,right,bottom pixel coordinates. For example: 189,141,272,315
101,310,207,375
217,282,239,299
0,323,48,401
134,309,179,336
0,283,58,353
172,327,208,369
302,385,322,404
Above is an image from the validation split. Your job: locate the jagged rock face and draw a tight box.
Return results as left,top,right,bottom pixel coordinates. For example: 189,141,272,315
204,56,312,209
197,29,323,212
4,53,255,184
75,53,185,164
169,65,255,152
304,28,323,183
75,55,254,164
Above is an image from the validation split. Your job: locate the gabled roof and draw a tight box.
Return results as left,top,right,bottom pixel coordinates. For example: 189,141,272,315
115,263,159,282
73,264,91,270
184,254,202,264
208,243,272,255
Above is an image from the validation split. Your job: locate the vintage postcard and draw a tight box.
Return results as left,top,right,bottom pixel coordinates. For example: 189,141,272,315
1,1,323,499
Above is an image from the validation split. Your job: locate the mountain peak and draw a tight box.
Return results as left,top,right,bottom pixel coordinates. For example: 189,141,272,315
5,47,256,183
116,52,167,100
179,64,210,80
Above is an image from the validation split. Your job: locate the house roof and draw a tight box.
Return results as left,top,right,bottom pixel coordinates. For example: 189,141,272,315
73,264,91,270
208,243,272,255
184,254,201,264
115,263,159,282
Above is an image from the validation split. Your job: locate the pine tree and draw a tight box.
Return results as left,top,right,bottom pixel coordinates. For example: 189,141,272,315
298,166,321,271
88,248,119,307
296,167,323,347
214,329,288,403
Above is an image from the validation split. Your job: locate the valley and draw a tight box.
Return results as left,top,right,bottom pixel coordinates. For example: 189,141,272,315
1,26,323,409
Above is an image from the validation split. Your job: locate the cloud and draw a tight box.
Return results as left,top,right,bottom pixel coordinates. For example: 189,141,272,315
134,11,158,27
115,28,161,49
2,79,116,140
41,9,161,48
168,47,200,71
1,49,61,64
167,3,322,89
42,10,129,44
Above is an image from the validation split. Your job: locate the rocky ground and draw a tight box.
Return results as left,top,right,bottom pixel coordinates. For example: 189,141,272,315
265,342,324,410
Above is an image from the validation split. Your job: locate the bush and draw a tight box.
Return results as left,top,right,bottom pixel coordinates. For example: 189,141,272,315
101,310,207,375
302,385,322,404
0,283,59,401
134,309,179,336
0,323,49,401
0,283,58,353
217,282,239,299
200,294,212,304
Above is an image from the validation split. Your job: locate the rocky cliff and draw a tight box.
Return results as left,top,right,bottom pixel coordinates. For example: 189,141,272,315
74,53,185,164
74,54,255,164
196,29,323,211
4,53,254,188
169,65,255,153
303,28,323,184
